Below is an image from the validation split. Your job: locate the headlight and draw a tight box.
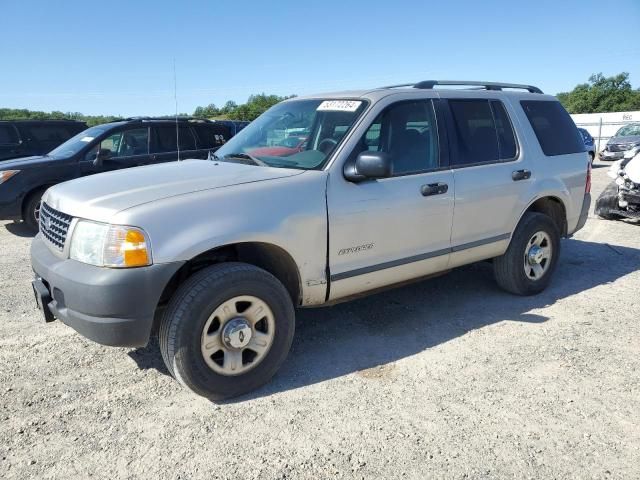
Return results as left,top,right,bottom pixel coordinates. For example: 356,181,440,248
70,220,152,268
0,170,20,184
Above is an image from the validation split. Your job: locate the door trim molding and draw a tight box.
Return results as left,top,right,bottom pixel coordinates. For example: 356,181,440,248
329,232,510,282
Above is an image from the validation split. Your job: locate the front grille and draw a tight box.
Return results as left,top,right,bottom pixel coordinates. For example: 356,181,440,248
39,202,72,251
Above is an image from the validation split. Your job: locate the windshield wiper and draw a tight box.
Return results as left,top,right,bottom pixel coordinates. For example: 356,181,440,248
222,152,269,167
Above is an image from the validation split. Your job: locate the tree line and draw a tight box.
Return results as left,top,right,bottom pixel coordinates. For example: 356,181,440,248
556,72,640,114
1,74,638,125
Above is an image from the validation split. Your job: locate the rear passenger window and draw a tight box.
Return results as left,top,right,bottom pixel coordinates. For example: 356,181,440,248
447,99,518,166
177,126,197,151
520,100,584,156
193,124,230,149
153,125,178,153
491,101,517,160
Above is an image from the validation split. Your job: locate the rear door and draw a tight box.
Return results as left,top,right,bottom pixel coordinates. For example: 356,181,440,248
441,96,531,268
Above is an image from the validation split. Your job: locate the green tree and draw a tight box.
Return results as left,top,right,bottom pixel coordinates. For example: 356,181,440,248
0,107,122,126
193,93,296,121
557,73,640,114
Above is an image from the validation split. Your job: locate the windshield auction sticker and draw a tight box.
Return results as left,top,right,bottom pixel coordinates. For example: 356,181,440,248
317,100,362,112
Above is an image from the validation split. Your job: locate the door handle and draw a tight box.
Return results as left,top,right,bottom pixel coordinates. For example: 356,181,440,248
421,182,448,196
512,169,531,181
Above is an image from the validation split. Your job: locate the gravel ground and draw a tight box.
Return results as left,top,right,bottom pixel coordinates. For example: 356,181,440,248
1,161,639,479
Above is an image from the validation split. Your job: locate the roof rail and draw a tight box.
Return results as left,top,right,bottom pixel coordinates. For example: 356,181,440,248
412,80,543,94
120,116,213,123
380,80,543,94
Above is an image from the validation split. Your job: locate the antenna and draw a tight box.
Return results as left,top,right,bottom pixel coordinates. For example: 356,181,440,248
173,58,180,161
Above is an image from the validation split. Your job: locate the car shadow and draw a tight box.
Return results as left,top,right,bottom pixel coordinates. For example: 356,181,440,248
127,238,640,402
4,221,36,238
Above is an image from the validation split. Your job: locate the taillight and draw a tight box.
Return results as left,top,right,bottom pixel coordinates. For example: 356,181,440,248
585,161,592,193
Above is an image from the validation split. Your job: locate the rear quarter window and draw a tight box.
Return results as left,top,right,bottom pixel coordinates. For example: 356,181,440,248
520,100,584,156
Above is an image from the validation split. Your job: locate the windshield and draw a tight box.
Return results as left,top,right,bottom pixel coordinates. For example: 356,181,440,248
615,123,640,137
215,99,368,169
48,125,108,157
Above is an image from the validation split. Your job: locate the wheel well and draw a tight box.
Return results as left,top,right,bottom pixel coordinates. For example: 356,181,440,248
22,186,50,216
157,242,302,310
525,197,567,236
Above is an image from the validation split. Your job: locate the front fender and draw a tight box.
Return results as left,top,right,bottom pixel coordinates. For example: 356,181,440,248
113,170,330,305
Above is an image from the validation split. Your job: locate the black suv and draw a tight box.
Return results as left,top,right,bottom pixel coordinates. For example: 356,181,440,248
0,117,232,231
0,120,87,161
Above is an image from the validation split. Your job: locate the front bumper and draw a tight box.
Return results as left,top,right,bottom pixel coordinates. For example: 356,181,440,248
30,235,183,347
600,151,625,161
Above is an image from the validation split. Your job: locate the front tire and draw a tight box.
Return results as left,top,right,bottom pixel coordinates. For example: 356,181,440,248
23,189,45,232
493,212,560,296
159,263,295,400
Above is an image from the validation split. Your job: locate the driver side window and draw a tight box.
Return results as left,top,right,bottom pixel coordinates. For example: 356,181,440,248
357,100,439,176
99,128,150,158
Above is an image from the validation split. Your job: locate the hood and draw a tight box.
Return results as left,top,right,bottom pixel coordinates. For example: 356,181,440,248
44,159,304,221
608,135,640,146
0,155,65,169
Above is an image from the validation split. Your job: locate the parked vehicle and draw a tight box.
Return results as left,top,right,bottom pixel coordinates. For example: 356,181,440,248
30,80,591,400
595,146,640,220
577,127,595,162
0,117,232,231
0,120,86,161
599,123,640,161
211,120,250,136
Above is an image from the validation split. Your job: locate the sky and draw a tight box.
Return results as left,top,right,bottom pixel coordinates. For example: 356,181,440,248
1,0,639,117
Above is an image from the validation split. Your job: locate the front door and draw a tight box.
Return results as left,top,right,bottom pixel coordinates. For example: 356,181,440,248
82,126,152,175
327,99,454,301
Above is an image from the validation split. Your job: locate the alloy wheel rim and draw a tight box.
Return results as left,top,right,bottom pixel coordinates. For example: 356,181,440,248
524,230,552,281
200,295,275,376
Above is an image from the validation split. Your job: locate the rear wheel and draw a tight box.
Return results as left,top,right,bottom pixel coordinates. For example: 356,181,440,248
493,212,560,295
159,262,295,400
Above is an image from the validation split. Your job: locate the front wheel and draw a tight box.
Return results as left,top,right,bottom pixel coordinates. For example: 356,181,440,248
23,189,45,232
159,263,295,400
493,212,560,296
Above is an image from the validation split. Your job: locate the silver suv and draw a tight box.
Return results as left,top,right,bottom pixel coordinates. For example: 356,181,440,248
30,80,591,400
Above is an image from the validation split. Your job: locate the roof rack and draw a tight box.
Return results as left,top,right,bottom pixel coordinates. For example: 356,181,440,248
120,116,213,123
382,80,543,94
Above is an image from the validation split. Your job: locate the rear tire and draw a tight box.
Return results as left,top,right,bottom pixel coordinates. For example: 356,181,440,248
493,212,560,296
23,189,45,233
159,262,295,400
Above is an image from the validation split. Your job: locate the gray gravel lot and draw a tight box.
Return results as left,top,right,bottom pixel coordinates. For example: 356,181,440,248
1,161,639,479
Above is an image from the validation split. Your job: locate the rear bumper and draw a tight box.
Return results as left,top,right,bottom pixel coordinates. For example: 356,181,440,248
572,192,591,234
30,235,183,347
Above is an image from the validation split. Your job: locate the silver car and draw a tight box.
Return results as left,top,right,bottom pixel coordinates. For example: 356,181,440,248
29,80,591,399
600,123,640,161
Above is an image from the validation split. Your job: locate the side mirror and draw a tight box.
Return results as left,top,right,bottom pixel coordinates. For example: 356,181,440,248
93,148,111,167
344,151,392,182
